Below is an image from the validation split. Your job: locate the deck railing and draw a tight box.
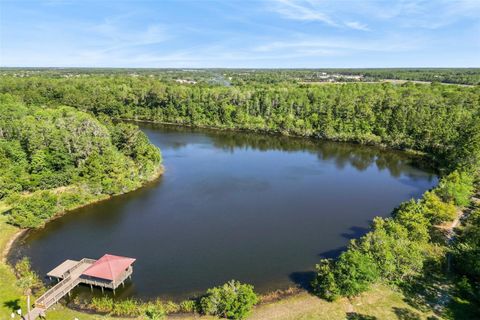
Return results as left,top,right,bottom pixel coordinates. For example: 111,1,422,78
35,259,95,309
35,275,80,308
35,258,133,309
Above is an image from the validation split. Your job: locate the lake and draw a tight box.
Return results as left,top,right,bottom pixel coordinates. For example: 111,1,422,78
14,124,438,300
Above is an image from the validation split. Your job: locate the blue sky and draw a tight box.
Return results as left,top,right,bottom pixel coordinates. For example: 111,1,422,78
1,0,479,68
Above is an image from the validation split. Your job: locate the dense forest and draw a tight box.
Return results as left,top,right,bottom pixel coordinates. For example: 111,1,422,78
1,72,479,317
0,94,161,227
1,75,479,169
2,68,479,85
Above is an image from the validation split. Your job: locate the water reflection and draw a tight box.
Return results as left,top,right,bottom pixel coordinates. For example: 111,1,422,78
15,123,438,300
143,123,436,179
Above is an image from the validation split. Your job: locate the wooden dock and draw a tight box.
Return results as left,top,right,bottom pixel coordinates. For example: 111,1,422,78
35,258,94,309
25,254,135,320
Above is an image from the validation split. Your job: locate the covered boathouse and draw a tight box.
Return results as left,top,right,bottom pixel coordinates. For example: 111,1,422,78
28,254,136,319
81,254,136,293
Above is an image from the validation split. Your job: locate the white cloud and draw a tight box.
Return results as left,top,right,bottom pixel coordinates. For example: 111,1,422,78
268,0,371,31
268,0,337,25
344,21,370,31
254,34,423,55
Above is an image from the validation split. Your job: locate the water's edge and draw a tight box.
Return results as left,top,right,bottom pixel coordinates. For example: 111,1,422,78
5,123,439,315
5,165,164,265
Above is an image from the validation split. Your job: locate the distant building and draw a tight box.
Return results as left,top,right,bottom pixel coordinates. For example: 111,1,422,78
175,79,197,84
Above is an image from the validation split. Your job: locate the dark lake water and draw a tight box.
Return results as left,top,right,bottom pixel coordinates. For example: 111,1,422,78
15,124,438,300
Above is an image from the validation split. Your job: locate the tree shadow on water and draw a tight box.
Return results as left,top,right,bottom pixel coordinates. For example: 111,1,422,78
341,226,371,241
346,312,377,320
318,246,347,259
288,271,316,292
3,299,20,311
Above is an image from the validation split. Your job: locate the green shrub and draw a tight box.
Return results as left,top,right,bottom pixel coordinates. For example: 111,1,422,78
57,187,93,211
8,191,58,228
360,218,425,283
179,299,198,313
14,257,43,293
311,259,340,301
456,276,475,300
453,209,480,281
393,199,430,242
143,303,166,320
200,280,258,319
334,248,380,297
163,300,180,313
422,191,457,223
90,297,114,313
111,298,141,316
436,170,474,207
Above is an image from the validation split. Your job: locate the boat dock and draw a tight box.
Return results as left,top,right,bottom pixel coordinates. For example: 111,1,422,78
26,254,135,320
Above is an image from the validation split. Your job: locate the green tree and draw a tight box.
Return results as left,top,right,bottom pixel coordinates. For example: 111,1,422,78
436,170,474,207
8,191,58,228
15,258,43,320
360,218,425,283
334,248,379,297
422,191,457,224
200,280,258,319
311,259,340,301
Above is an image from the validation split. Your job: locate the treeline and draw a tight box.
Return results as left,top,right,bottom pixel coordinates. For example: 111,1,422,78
0,94,161,228
325,68,480,86
223,69,480,86
360,68,480,86
1,76,479,169
1,74,480,316
2,68,479,85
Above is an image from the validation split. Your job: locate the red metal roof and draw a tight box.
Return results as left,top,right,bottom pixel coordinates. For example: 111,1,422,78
82,254,136,281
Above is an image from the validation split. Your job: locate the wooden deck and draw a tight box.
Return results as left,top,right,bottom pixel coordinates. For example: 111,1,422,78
35,258,94,309
26,257,134,320
46,259,79,279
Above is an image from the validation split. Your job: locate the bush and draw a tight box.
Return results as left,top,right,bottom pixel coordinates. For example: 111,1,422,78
14,257,43,293
393,199,430,242
453,209,480,281
57,187,94,211
334,248,380,297
422,191,457,223
360,218,425,283
436,170,474,207
179,299,198,313
163,300,180,313
111,298,141,317
8,191,58,228
143,303,166,320
311,259,339,301
200,280,258,319
456,276,475,300
90,297,114,313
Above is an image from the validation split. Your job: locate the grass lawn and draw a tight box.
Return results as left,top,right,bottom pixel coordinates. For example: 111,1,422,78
248,285,438,320
0,205,27,318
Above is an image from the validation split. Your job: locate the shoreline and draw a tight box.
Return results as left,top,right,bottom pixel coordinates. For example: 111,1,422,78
0,152,315,317
124,118,433,157
1,228,26,264
2,164,164,263
0,124,447,317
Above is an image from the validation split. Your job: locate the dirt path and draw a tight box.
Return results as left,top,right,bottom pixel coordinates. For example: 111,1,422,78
446,209,464,244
